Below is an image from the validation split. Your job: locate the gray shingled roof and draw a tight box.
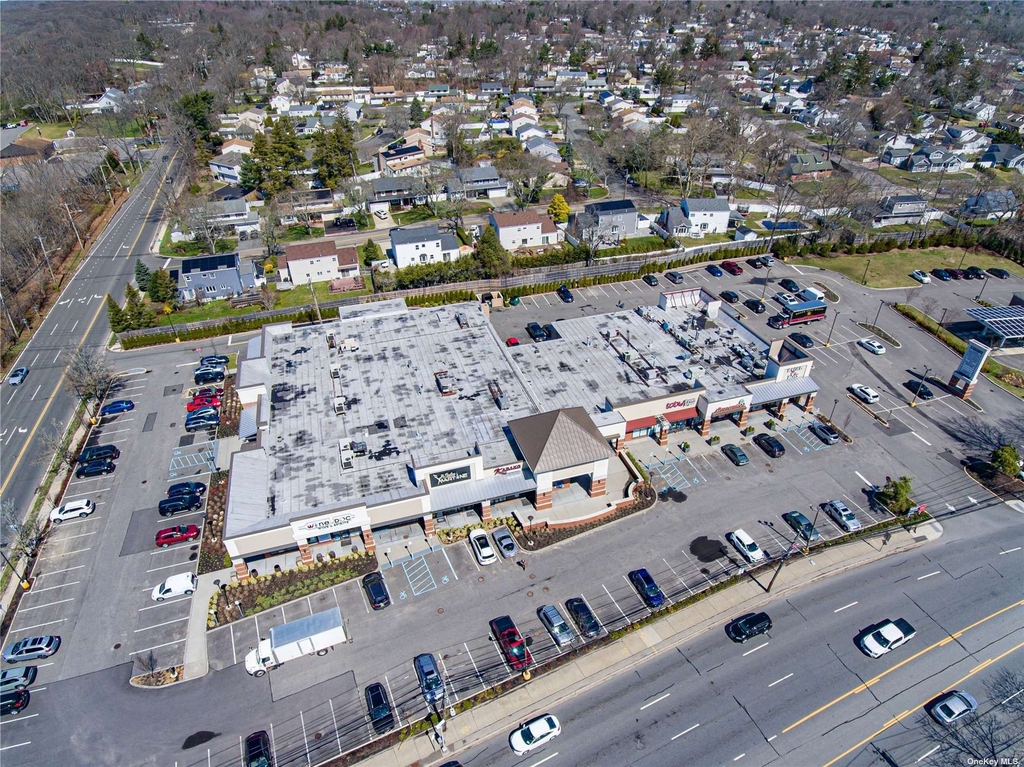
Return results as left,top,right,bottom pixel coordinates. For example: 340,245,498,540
684,198,730,212
507,407,613,474
391,224,441,246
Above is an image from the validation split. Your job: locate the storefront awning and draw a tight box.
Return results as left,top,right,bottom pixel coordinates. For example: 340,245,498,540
663,407,698,423
626,416,658,431
747,376,820,407
429,469,537,513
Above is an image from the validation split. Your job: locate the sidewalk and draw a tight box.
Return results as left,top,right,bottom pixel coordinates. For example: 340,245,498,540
182,567,232,680
357,521,942,767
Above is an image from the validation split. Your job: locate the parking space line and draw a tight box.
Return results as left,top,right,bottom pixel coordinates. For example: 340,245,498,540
19,597,75,612
38,547,90,561
328,698,343,753
61,487,111,499
26,580,80,594
147,561,194,574
51,531,98,541
603,584,630,625
0,740,32,750
463,642,486,692
663,557,693,596
0,714,39,728
33,564,85,578
911,432,932,446
384,675,403,727
438,656,461,703
130,637,185,655
139,597,191,611
134,616,189,632
10,618,66,633
441,546,458,581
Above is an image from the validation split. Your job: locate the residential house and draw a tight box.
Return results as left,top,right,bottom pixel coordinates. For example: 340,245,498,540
281,104,317,121
489,210,561,251
786,153,832,180
341,102,363,123
962,190,1019,219
176,253,256,302
994,114,1024,133
280,241,360,286
881,147,912,169
270,94,295,113
448,165,509,200
582,199,638,238
581,78,607,97
369,177,427,211
555,70,588,87
509,113,539,135
906,145,966,173
209,151,248,184
976,144,1024,170
515,123,548,143
206,199,261,236
221,138,253,155
954,101,997,122
478,82,506,100
75,87,128,114
661,93,698,114
941,126,990,155
769,94,805,113
291,50,312,69
524,137,562,163
533,79,556,93
389,224,462,268
654,198,731,239
374,144,428,176
795,105,838,127
868,131,914,153
235,109,267,137
872,194,932,228
425,83,451,101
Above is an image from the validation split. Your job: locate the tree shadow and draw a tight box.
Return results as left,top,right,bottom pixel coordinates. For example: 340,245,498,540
942,412,1024,455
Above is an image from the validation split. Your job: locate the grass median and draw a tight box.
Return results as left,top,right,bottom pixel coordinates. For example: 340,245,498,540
792,247,1022,289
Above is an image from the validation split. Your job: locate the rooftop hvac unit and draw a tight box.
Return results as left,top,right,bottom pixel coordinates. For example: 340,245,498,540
333,395,348,414
455,312,468,328
330,363,341,379
622,350,637,363
435,370,455,396
641,367,657,381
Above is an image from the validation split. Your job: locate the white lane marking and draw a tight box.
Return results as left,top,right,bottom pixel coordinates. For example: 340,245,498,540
999,547,1021,555
641,692,671,710
25,580,80,594
441,545,458,581
834,601,858,613
147,561,193,574
8,618,65,633
30,353,40,366
743,642,768,656
30,384,41,401
769,673,794,688
61,487,111,498
734,754,746,762
527,754,559,767
133,616,189,632
911,432,932,446
138,597,192,611
18,597,75,612
671,723,700,740
603,583,630,624
790,265,805,274
37,548,90,561
917,571,941,580
916,745,941,763
767,735,777,742
70,320,79,332
52,349,61,363
999,688,1024,706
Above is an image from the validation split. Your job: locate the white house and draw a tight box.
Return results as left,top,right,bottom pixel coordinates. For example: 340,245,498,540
208,151,248,184
489,210,561,251
661,93,698,114
270,94,294,113
680,198,731,234
280,241,360,286
954,101,997,122
515,123,548,143
389,224,463,268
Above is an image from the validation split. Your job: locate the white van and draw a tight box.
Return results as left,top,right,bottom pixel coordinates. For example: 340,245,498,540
799,286,825,302
151,572,197,602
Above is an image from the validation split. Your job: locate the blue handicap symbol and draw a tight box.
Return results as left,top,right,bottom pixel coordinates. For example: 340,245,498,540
803,446,811,453
399,591,408,600
441,575,450,585
692,477,700,484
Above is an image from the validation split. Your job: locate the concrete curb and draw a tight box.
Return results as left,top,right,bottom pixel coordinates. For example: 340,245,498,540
355,526,938,767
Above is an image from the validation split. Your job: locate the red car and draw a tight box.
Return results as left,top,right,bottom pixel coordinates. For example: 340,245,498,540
721,260,744,276
490,615,532,671
193,387,224,398
506,337,520,347
155,524,201,548
187,396,221,412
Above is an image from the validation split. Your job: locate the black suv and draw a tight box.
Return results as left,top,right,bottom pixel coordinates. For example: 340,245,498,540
753,433,785,458
779,278,800,293
158,494,204,517
194,370,225,386
0,690,30,716
75,459,115,478
362,572,391,610
965,266,986,280
565,597,602,638
365,682,395,734
244,731,273,767
168,481,207,498
725,612,772,643
526,322,546,342
77,444,120,464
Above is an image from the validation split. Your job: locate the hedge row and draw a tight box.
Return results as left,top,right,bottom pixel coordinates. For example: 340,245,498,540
118,307,337,348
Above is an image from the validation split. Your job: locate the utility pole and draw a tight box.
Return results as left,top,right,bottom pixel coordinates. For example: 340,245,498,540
0,284,19,335
35,236,58,283
825,311,839,347
308,276,322,324
63,202,85,251
98,164,116,205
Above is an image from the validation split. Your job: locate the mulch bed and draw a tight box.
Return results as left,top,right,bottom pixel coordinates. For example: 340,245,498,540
131,665,184,687
197,471,229,575
515,483,658,552
965,460,1024,500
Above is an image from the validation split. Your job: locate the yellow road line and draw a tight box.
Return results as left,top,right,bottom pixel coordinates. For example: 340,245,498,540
784,598,1024,734
0,155,174,497
821,638,1024,767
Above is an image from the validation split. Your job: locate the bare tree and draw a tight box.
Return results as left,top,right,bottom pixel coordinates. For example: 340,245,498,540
33,417,79,473
64,348,114,416
572,211,618,267
820,103,865,163
0,497,36,558
384,105,409,137
261,200,281,258
496,151,551,209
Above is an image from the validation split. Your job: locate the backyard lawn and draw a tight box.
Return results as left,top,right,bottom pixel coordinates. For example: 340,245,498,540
792,247,1023,289
278,225,326,243
392,207,435,226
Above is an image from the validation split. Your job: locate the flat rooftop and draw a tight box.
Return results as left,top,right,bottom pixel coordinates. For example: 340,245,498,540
509,289,770,412
232,301,540,534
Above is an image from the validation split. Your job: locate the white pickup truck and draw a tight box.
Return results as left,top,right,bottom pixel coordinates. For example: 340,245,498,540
859,618,916,658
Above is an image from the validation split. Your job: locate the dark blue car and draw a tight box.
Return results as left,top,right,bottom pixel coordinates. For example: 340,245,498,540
200,355,229,366
99,400,135,416
706,264,724,277
628,568,665,608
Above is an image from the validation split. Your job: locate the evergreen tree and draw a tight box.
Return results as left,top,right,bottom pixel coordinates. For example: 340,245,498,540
409,97,425,127
238,155,264,192
361,238,383,266
105,294,128,333
134,258,151,292
263,118,305,195
474,226,511,278
147,269,177,304
123,284,155,330
312,116,356,189
547,193,570,223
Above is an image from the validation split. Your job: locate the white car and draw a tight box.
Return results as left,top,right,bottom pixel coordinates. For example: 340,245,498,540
911,270,931,284
469,528,497,566
726,528,765,563
509,713,561,755
49,498,95,524
151,572,197,602
858,338,886,355
374,209,389,220
850,384,880,404
823,499,861,532
773,292,799,306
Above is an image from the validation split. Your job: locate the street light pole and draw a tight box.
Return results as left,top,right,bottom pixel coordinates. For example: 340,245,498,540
909,366,931,408
976,276,989,302
825,311,839,347
873,299,884,328
760,265,772,301
830,398,838,422
862,258,871,285
63,202,85,252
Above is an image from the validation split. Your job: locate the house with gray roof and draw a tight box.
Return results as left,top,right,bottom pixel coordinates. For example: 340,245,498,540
209,151,248,184
581,199,638,237
524,136,561,163
448,165,509,200
389,224,463,268
976,144,1024,170
176,253,257,302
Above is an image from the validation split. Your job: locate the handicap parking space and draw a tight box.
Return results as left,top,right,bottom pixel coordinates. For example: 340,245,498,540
167,440,216,481
778,420,833,453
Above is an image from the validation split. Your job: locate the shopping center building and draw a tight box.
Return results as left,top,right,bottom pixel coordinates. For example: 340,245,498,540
223,289,819,581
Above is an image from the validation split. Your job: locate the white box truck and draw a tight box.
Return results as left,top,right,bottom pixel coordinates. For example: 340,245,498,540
245,607,346,677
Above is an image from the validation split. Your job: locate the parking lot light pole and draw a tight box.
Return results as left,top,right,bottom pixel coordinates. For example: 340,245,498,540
830,398,839,422
0,547,31,590
760,266,772,301
825,311,839,347
976,276,989,302
909,366,931,408
872,299,884,328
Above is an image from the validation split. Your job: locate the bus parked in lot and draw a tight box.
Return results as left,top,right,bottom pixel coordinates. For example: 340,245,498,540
768,299,828,329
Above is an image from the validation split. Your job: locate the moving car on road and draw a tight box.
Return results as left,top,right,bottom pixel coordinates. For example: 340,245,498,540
927,690,978,725
50,498,95,523
858,618,916,658
99,400,135,416
509,714,561,755
725,612,772,643
7,367,28,386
